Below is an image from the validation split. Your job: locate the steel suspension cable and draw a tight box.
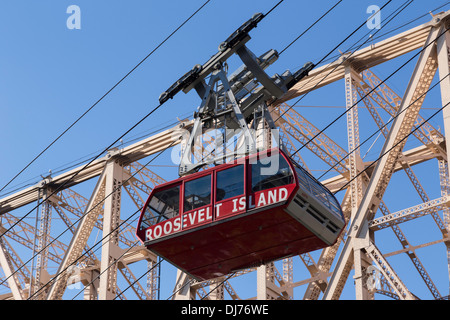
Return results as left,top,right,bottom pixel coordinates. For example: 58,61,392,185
110,1,292,301
70,209,169,300
165,278,196,300
1,0,287,241
288,21,449,162
194,0,347,166
168,0,413,189
272,0,410,125
0,0,212,194
335,99,450,195
314,0,393,67
126,2,449,300
0,112,191,198
200,272,236,300
113,254,165,300
192,10,450,299
317,1,450,67
25,139,176,300
79,2,430,300
317,72,450,182
5,1,442,300
3,0,289,300
0,100,165,242
197,0,402,167
264,0,285,18
278,0,445,163
278,0,343,56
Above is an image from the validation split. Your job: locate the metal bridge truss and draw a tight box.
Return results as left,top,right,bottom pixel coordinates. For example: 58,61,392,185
1,10,450,300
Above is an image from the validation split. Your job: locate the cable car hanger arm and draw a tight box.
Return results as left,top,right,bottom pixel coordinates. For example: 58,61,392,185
158,12,315,105
157,12,316,176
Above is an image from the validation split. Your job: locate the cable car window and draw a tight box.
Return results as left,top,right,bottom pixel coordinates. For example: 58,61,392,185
310,183,329,207
294,163,344,219
326,192,344,218
141,185,180,229
294,166,312,193
251,152,294,192
216,165,244,201
184,174,211,211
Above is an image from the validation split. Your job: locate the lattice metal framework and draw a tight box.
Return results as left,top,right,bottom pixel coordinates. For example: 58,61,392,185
1,10,450,300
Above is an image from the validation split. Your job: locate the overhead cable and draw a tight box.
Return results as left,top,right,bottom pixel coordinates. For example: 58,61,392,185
0,0,212,194
25,139,176,300
278,0,343,56
318,72,450,181
289,17,448,161
335,98,450,194
16,1,292,299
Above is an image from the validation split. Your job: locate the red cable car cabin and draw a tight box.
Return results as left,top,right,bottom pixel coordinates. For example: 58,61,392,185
136,148,345,281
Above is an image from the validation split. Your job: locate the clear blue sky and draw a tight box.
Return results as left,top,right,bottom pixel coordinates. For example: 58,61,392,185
1,0,449,300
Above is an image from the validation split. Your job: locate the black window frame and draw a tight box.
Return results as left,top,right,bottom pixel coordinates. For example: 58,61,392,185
216,164,245,202
251,152,294,192
140,184,181,230
183,174,212,212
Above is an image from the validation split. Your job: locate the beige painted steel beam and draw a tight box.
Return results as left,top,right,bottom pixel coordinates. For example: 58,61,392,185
2,10,450,301
98,160,123,300
276,11,449,104
436,20,450,291
370,196,450,230
365,241,414,300
322,143,444,193
0,238,24,300
172,270,195,300
46,167,107,300
270,104,349,175
345,66,364,214
1,212,67,264
378,200,442,299
0,121,189,215
323,23,442,300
